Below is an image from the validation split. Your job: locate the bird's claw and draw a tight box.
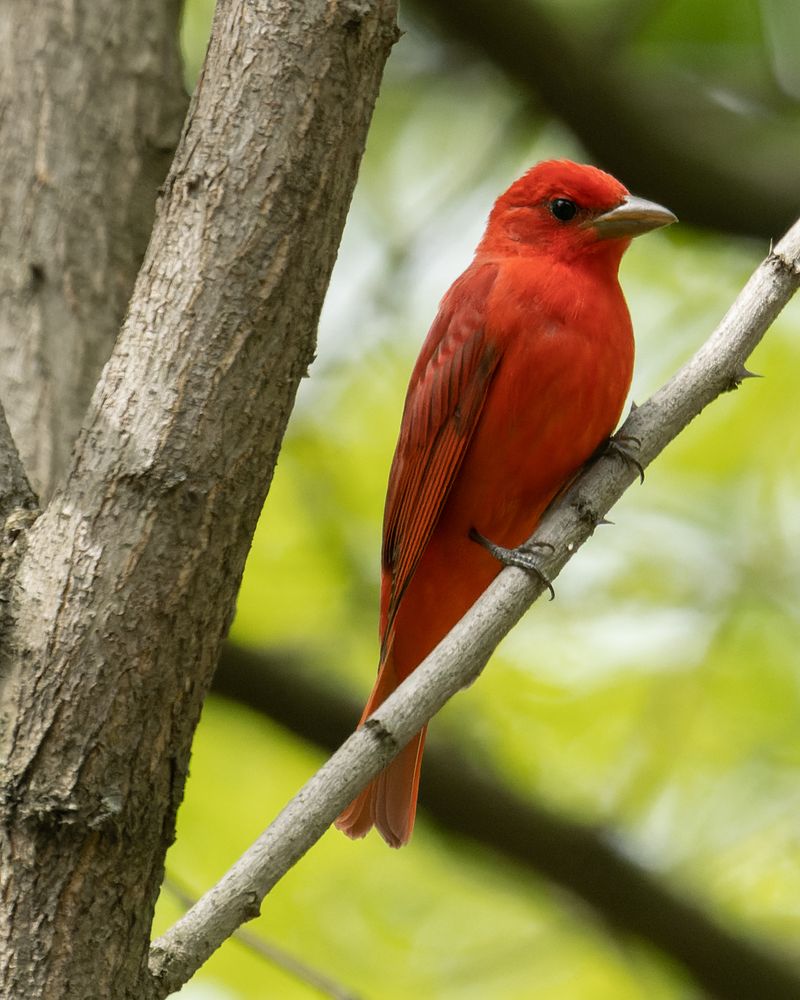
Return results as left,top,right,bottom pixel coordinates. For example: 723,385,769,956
604,432,645,484
469,527,555,600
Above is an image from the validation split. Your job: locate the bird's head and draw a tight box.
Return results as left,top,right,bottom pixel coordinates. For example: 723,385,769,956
478,160,676,264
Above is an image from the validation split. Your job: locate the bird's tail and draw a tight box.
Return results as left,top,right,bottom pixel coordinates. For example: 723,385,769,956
335,650,427,848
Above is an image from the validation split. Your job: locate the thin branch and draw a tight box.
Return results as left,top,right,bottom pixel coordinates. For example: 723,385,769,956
214,643,800,1000
162,876,363,1000
150,224,800,999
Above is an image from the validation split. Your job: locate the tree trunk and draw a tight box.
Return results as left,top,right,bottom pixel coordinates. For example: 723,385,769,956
0,0,187,500
0,2,398,998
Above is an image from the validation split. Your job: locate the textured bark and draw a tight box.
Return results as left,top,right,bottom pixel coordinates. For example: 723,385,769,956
0,0,187,499
0,1,398,998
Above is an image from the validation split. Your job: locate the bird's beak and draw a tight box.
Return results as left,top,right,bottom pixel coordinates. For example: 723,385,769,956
587,196,677,240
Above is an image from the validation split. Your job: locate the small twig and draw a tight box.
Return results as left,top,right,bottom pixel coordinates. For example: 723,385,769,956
149,220,800,1000
162,876,363,1000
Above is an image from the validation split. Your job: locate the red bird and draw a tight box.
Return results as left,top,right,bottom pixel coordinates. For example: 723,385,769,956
336,160,675,847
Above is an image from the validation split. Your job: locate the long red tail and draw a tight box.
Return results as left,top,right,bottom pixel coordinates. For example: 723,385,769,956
335,652,427,848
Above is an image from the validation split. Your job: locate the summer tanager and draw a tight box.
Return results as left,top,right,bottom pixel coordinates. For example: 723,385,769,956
336,160,675,847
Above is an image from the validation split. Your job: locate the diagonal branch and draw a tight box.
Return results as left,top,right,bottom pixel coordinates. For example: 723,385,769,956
149,223,800,998
162,875,363,1000
213,644,800,1000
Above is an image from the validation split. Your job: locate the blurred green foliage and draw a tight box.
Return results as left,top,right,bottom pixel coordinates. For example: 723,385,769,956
159,1,800,997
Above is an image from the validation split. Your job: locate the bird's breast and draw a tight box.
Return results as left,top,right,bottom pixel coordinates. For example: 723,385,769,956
443,262,634,547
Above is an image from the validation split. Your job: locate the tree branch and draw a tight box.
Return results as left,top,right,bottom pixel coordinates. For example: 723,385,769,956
213,643,800,999
149,223,800,997
163,875,363,1000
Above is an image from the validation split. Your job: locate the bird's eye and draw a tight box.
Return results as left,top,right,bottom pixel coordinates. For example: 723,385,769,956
549,198,578,222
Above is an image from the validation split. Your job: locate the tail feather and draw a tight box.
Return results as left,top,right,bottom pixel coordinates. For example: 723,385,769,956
336,728,427,848
335,648,427,847
374,727,427,847
335,782,377,841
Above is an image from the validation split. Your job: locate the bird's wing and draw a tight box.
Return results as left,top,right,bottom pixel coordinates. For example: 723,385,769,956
380,263,500,651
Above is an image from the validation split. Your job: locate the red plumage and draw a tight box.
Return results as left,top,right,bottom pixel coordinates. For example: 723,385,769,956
336,160,675,847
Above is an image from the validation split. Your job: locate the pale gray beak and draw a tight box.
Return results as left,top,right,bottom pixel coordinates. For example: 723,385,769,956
588,195,677,240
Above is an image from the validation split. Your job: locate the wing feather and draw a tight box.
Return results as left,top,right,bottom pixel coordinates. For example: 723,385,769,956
380,264,500,650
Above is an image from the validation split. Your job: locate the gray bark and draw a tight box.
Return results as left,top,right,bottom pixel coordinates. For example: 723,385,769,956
0,0,187,500
0,1,398,998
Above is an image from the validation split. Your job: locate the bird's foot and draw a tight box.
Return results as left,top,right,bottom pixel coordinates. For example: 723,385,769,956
469,527,555,600
603,431,645,484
